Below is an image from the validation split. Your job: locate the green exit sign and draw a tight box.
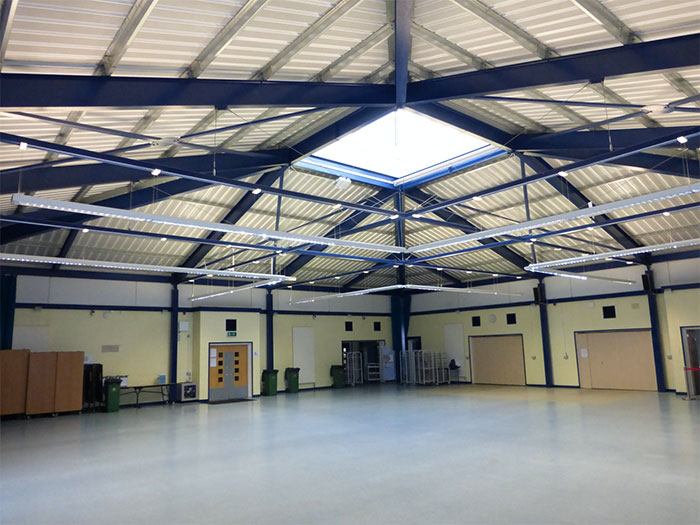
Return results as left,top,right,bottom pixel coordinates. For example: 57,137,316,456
227,331,237,337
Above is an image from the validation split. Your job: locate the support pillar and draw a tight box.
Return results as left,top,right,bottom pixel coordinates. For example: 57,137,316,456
266,289,274,371
169,283,179,400
644,268,667,391
391,293,410,378
536,280,554,387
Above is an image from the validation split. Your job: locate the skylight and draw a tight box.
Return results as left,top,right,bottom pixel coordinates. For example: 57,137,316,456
312,108,493,179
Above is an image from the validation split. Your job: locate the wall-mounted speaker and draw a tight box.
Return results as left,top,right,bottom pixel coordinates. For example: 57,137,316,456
533,286,542,304
642,273,655,292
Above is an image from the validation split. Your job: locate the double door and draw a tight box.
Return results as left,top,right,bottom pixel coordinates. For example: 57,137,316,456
209,343,251,402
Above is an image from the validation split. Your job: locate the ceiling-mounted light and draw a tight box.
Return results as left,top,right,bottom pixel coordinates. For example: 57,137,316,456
294,284,522,304
18,142,28,150
0,253,296,281
412,213,423,218
529,267,635,285
334,176,352,190
525,238,700,272
160,237,167,242
252,188,262,195
389,214,399,220
151,168,162,176
331,203,342,210
408,183,700,253
663,211,671,217
190,279,281,302
11,194,407,254
558,171,568,177
393,264,399,268
677,136,688,144
472,195,482,201
363,270,370,274
81,228,89,233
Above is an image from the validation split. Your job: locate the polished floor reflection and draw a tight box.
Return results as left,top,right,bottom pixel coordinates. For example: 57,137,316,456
1,385,698,524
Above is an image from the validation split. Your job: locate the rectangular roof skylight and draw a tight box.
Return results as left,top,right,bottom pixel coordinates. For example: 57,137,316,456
313,108,494,179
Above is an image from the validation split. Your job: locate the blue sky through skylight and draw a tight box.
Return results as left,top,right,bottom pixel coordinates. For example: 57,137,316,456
313,109,490,178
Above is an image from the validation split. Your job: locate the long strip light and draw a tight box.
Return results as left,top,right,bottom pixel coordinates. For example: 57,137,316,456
190,279,282,302
294,284,522,304
0,253,295,280
525,238,700,272
11,194,407,254
530,268,636,285
410,182,700,253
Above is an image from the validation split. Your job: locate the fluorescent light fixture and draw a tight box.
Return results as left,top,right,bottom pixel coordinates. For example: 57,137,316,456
409,183,700,253
81,228,89,233
0,253,296,280
389,214,399,220
160,237,167,241
558,171,568,177
331,203,342,209
412,213,423,218
525,238,700,272
663,211,671,217
11,194,407,254
19,142,28,150
252,188,262,195
151,168,162,176
472,195,482,201
294,284,522,304
528,268,635,285
677,136,688,144
190,279,282,302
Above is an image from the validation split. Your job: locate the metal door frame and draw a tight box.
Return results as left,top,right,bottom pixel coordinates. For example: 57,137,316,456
207,341,253,401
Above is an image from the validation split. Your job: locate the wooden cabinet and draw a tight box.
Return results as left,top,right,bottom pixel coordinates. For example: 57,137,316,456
0,349,30,415
55,352,84,413
25,352,58,415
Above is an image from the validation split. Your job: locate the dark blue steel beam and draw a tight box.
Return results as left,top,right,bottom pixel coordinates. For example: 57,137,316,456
0,73,395,108
512,127,700,151
407,33,700,103
414,102,514,146
394,0,413,107
521,156,642,251
176,167,285,277
531,151,699,180
406,187,531,270
0,151,288,194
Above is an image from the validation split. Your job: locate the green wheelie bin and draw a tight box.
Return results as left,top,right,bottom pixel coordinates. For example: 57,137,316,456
104,377,121,413
261,369,278,396
285,367,300,393
330,365,345,388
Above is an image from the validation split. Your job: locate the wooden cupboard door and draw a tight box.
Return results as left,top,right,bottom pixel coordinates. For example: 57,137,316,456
26,352,58,415
0,349,30,415
470,335,526,386
55,352,85,413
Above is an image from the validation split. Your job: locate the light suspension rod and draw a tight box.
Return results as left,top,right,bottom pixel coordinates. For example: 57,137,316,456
0,253,297,280
409,182,700,253
10,194,407,254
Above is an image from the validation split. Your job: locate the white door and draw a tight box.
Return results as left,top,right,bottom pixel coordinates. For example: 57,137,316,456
443,324,465,379
293,327,316,386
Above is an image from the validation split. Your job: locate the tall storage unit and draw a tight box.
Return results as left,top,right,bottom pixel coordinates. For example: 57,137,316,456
0,349,30,415
25,352,58,415
55,352,84,413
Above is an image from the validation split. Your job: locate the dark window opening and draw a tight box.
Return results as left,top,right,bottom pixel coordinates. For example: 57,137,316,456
345,321,353,331
226,319,237,331
472,316,481,327
506,313,517,325
218,378,223,383
373,321,381,331
603,305,616,319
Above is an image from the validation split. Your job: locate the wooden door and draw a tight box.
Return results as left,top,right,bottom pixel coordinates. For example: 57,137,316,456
208,344,250,402
575,330,657,391
469,335,526,386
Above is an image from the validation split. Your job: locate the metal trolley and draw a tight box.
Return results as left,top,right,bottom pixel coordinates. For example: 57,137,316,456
400,350,451,386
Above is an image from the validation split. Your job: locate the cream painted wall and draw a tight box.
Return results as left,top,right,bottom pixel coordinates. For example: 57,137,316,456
657,288,700,393
273,314,392,390
547,295,651,386
409,305,545,385
190,311,265,400
13,308,173,390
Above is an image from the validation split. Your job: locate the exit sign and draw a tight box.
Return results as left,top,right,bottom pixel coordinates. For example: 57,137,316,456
227,331,237,337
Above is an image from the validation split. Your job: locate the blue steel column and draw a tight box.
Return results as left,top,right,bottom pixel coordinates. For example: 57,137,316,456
169,283,179,400
0,273,17,349
537,280,554,387
644,267,667,391
266,289,274,371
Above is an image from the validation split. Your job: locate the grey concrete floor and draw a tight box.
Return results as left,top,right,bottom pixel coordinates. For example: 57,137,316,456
1,385,699,524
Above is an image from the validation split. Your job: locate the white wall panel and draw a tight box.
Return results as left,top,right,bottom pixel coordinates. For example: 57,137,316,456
16,275,50,304
652,259,700,288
